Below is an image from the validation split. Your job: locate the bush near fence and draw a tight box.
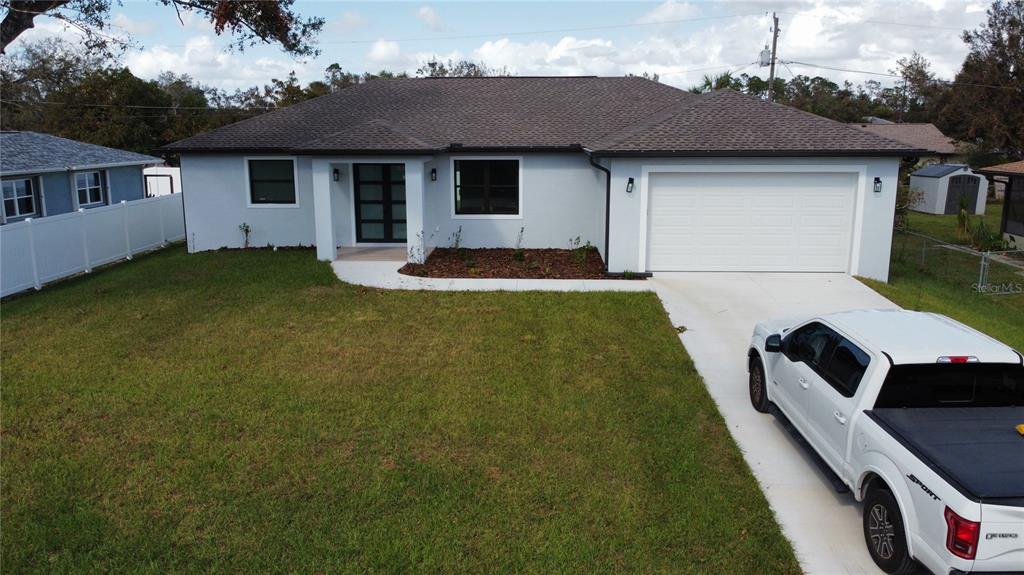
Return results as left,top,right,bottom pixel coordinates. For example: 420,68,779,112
1,194,185,297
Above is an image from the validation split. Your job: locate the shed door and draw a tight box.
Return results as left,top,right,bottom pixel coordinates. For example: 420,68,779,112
944,175,980,215
645,172,857,272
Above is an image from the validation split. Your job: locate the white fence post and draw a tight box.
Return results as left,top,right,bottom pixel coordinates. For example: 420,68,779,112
26,218,41,290
158,196,167,246
79,208,92,273
121,200,132,260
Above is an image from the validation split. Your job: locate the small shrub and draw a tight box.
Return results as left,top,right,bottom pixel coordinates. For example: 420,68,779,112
622,270,635,280
449,226,463,250
957,193,971,240
238,222,252,248
512,250,525,261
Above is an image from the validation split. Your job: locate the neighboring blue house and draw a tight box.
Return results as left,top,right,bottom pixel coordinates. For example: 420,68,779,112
0,131,162,224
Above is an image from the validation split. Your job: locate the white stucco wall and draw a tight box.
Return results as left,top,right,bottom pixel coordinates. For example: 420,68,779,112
180,154,317,251
422,154,605,253
180,153,606,255
605,156,901,281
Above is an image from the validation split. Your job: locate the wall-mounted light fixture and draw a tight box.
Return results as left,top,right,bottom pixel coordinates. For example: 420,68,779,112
626,177,635,193
430,168,437,182
332,168,340,182
873,177,882,193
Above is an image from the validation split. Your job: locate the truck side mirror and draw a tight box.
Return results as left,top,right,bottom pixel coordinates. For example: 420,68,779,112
765,334,782,353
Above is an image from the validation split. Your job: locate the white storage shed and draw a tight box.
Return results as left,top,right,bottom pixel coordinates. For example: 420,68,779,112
909,164,987,215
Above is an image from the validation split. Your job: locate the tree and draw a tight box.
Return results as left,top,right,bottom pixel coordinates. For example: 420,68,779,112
0,36,108,129
940,0,1024,159
415,58,508,78
688,71,741,93
889,52,945,122
37,67,174,153
0,0,324,56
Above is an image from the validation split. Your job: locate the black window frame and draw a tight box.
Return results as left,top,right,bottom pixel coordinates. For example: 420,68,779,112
247,158,297,205
783,322,871,398
453,158,520,216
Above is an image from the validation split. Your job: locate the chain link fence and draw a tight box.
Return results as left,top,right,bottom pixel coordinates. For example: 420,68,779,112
890,231,1024,297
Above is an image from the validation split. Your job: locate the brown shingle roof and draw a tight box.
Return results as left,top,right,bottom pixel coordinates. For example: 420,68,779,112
163,78,919,156
977,160,1024,176
848,122,958,155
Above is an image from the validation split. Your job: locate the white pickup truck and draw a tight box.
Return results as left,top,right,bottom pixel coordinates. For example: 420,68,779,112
747,309,1024,575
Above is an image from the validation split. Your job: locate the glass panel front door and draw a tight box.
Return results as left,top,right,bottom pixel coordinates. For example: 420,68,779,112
354,164,406,243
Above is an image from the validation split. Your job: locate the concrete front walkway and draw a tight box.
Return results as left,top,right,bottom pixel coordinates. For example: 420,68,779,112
331,259,652,292
651,272,908,575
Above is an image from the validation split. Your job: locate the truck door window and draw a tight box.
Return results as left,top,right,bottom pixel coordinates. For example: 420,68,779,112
819,337,871,397
784,323,834,366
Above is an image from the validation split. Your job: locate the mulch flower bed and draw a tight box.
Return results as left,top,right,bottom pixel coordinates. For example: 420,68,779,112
399,247,631,280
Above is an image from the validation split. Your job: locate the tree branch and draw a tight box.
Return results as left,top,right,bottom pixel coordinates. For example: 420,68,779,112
1,0,70,53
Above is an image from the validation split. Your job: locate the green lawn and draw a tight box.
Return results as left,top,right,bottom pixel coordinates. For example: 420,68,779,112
1,247,798,574
862,200,1024,350
905,200,1004,245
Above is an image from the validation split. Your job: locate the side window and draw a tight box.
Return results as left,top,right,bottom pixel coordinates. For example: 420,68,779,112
821,337,871,397
784,322,834,367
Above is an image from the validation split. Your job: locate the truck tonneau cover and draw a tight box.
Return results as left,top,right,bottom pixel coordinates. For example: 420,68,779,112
866,407,1024,504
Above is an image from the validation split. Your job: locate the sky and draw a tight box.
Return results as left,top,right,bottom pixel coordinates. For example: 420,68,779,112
11,0,992,92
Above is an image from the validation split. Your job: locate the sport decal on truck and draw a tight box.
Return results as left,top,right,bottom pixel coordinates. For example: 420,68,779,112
907,474,941,501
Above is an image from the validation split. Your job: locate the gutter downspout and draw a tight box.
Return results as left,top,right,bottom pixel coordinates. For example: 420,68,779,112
583,147,611,272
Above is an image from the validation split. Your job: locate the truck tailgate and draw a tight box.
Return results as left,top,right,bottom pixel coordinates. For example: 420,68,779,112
866,407,1024,505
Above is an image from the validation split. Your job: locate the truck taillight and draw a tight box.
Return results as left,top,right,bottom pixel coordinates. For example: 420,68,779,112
944,507,980,560
936,356,979,363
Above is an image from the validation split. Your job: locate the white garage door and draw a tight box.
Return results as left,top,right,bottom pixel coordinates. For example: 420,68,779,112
646,171,857,272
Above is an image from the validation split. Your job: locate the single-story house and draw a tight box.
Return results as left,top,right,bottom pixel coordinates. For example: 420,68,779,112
0,131,162,224
848,121,961,165
977,160,1024,246
163,77,920,281
908,164,987,215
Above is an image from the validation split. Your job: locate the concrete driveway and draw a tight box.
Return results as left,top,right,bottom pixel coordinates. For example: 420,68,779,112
651,272,908,575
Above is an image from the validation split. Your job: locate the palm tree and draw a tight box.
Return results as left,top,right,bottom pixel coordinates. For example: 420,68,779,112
688,71,736,94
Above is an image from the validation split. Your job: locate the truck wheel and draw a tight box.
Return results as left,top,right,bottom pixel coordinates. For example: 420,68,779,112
863,488,916,575
749,357,770,413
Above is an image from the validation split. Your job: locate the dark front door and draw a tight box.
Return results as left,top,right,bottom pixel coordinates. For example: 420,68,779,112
354,164,406,243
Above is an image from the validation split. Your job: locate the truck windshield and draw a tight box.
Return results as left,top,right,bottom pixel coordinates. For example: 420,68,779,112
875,363,1024,408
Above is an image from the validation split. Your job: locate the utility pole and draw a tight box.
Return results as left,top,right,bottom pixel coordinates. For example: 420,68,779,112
767,12,779,103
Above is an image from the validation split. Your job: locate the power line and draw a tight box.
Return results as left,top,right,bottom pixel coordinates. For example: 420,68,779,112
783,60,1020,91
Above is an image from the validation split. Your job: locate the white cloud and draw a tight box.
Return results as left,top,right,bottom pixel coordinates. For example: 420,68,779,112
125,36,306,89
416,6,445,32
111,13,155,36
636,1,700,24
331,11,368,33
367,40,409,67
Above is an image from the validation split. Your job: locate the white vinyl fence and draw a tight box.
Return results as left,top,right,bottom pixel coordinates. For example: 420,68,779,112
1,194,185,297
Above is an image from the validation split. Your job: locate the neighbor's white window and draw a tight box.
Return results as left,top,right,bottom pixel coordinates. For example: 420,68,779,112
2,178,37,219
76,171,105,207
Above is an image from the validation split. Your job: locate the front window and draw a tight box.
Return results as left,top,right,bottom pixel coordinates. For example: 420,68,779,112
2,178,36,218
454,159,519,216
248,159,296,205
76,171,105,206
